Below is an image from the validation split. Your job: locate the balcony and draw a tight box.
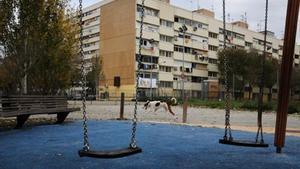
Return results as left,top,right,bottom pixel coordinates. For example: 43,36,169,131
208,51,218,59
136,29,159,41
207,64,219,72
232,38,245,46
173,82,202,91
83,45,99,52
82,12,99,21
159,27,175,37
174,38,192,48
136,14,159,25
192,69,208,77
159,57,174,66
174,22,208,37
208,38,219,46
191,82,203,91
158,72,173,81
159,41,174,51
83,36,100,44
252,43,264,51
192,41,208,51
173,52,193,62
83,20,100,29
83,27,100,37
136,46,159,56
135,62,159,72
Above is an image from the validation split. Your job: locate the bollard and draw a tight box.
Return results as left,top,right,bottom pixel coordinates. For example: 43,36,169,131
182,96,188,123
119,92,125,120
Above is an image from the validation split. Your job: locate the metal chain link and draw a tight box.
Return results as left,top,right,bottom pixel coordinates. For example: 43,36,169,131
222,0,232,141
256,0,268,143
130,0,145,149
79,0,90,151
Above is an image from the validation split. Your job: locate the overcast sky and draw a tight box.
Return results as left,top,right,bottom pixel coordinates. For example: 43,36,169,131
71,0,299,43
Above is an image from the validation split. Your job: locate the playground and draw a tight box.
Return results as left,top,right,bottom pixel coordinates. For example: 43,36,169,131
0,120,300,169
0,0,299,168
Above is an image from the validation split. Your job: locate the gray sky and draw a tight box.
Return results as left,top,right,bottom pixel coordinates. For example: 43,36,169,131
71,0,299,43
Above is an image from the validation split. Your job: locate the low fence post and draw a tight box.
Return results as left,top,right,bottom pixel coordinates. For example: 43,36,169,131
182,96,188,123
119,92,125,120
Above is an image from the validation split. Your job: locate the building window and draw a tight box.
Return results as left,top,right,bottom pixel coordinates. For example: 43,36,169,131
174,16,192,26
159,50,173,57
195,22,208,30
295,54,299,59
245,41,252,47
208,45,218,51
137,55,158,64
139,73,158,79
208,71,218,77
273,48,279,54
159,66,172,72
191,76,206,83
83,16,100,26
137,5,159,17
174,45,184,53
160,35,173,42
159,81,173,88
209,32,218,39
83,8,99,17
160,19,173,28
191,35,208,43
234,33,245,40
208,58,218,64
82,33,99,40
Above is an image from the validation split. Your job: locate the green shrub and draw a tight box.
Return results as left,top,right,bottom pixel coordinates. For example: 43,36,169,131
240,101,275,111
288,102,300,114
240,101,258,110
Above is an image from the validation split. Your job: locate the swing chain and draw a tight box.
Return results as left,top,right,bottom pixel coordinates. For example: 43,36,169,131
222,0,232,141
79,0,90,151
256,0,268,143
130,0,145,149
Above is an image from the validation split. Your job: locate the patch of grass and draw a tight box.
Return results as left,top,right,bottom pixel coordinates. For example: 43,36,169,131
186,99,278,111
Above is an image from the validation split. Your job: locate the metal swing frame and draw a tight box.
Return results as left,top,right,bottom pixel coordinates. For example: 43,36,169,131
77,0,145,158
219,0,269,148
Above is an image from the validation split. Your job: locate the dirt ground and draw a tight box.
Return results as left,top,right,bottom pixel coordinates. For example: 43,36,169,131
1,100,300,136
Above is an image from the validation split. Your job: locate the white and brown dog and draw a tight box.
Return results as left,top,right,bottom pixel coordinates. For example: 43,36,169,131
143,97,177,116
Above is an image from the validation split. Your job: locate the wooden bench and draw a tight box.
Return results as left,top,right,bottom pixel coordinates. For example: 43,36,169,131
0,95,80,128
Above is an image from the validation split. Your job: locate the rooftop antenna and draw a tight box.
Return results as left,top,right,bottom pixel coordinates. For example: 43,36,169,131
257,23,262,32
197,0,200,10
240,14,245,22
227,13,231,23
245,12,248,23
211,0,215,11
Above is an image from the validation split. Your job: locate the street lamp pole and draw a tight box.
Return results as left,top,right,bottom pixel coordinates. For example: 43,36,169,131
150,56,153,100
179,25,188,100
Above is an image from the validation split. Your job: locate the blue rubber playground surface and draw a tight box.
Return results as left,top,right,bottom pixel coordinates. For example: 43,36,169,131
0,120,300,169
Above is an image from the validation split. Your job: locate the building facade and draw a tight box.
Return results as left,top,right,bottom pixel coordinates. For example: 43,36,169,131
81,0,114,70
83,0,300,99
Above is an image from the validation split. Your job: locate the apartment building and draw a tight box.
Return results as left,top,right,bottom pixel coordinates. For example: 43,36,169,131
81,0,113,70
92,0,300,98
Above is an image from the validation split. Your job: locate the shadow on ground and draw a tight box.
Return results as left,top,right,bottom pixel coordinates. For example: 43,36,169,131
0,120,299,169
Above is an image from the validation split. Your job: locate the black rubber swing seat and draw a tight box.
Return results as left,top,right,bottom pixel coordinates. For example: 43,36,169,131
78,147,142,158
219,139,269,148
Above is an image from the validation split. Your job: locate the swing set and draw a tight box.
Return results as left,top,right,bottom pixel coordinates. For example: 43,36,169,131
76,0,300,158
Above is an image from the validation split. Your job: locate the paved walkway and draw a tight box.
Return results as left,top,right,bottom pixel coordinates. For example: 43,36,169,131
0,121,299,169
66,101,300,136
